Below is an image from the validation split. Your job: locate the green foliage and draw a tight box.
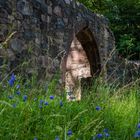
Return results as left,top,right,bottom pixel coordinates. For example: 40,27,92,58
78,0,140,60
117,34,136,58
0,74,140,139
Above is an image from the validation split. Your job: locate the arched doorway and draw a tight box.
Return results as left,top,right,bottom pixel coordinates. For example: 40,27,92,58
61,27,101,101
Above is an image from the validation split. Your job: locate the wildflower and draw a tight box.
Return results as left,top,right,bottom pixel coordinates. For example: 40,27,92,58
137,123,140,129
96,133,103,139
134,130,140,138
60,100,63,107
44,102,48,106
55,136,60,140
8,79,14,86
104,133,110,137
50,95,54,100
23,95,27,102
67,129,72,136
40,99,44,104
8,73,16,86
16,91,20,95
16,85,20,89
11,73,16,81
96,106,101,111
39,105,43,109
103,129,110,137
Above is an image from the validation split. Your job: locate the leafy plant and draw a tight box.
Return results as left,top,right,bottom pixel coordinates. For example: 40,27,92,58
117,34,136,58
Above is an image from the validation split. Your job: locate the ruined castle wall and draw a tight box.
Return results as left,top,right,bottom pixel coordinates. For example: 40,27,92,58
0,0,116,81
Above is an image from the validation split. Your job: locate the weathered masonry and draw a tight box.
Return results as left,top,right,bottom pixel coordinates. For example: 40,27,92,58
1,0,138,100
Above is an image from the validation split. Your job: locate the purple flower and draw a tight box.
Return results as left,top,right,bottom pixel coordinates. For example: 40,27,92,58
39,105,43,109
67,129,72,136
137,123,140,129
104,133,110,137
50,95,54,100
8,73,16,87
40,100,44,104
96,133,103,138
134,130,140,138
16,91,20,95
103,129,110,137
8,79,14,87
23,95,27,102
44,102,49,106
11,73,16,81
96,106,101,111
16,85,20,89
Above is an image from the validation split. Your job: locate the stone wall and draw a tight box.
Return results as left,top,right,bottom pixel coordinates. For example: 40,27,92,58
115,59,140,84
2,0,138,91
0,0,116,82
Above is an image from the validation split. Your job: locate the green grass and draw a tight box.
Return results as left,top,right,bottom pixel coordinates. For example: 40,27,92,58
0,74,140,140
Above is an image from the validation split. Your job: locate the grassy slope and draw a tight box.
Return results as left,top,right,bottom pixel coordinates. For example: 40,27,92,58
0,75,140,140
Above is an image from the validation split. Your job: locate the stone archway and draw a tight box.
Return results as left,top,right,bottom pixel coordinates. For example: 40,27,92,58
61,27,101,101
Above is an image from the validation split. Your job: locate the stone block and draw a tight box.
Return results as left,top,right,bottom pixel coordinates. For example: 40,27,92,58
48,6,52,15
10,38,24,53
32,0,48,13
17,0,33,16
53,6,62,17
55,18,65,29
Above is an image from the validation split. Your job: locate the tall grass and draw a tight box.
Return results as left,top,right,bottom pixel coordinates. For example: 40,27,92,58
0,74,139,140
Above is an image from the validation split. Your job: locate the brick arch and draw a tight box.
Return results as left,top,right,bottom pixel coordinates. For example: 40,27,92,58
61,26,101,101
